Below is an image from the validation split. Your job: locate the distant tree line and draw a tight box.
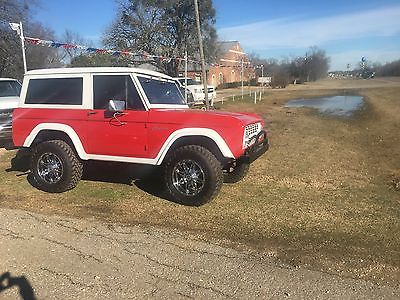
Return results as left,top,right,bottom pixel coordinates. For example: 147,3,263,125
367,60,400,77
250,46,330,88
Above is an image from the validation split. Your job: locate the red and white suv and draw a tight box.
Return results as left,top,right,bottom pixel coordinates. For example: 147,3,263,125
13,67,268,205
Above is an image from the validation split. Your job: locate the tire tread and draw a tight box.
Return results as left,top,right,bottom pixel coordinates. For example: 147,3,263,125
164,145,222,206
30,140,83,192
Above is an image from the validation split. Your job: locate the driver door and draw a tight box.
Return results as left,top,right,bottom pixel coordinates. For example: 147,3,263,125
86,74,149,158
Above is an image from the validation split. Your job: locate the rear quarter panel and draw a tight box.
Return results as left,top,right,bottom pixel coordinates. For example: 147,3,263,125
12,108,88,148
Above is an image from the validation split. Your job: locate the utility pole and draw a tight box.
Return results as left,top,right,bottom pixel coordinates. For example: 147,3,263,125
194,0,209,110
184,51,188,103
261,64,264,95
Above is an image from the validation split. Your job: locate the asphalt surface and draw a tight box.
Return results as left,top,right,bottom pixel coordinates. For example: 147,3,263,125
0,208,399,299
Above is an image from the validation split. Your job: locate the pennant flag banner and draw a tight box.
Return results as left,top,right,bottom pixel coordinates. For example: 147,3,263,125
24,36,254,69
24,36,200,64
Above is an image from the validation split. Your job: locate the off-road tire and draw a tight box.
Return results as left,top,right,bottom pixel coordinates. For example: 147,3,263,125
164,145,223,206
30,140,83,193
223,161,250,183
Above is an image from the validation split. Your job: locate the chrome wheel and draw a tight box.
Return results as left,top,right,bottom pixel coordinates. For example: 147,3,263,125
172,159,205,196
37,152,63,184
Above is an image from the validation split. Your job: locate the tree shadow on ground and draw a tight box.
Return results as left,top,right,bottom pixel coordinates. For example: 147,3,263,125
0,272,36,300
7,149,173,202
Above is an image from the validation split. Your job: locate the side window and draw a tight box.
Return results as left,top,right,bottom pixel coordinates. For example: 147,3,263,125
93,75,145,110
26,78,83,105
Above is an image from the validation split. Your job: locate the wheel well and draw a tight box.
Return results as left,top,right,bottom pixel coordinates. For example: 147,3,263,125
165,136,232,167
31,130,75,150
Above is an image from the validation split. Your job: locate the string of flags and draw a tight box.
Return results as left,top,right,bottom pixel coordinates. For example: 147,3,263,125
24,36,194,63
24,36,256,69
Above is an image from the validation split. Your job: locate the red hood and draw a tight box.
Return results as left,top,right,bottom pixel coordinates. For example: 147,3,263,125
151,108,263,127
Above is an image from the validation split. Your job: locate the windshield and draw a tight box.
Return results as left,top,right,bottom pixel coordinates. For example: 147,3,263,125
0,80,21,97
138,76,186,105
177,78,201,86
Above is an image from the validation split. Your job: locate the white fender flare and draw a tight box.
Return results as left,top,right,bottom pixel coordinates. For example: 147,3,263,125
23,123,235,165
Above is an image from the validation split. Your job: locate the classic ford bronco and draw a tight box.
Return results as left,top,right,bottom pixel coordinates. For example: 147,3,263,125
12,67,268,205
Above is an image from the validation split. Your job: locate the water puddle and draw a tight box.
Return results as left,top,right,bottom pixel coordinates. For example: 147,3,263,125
285,95,364,117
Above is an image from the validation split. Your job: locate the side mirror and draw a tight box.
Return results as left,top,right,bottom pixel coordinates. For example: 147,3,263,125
108,100,126,112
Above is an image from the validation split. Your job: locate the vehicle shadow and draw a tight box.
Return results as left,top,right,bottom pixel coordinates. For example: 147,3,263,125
0,272,36,300
83,161,172,201
7,149,172,202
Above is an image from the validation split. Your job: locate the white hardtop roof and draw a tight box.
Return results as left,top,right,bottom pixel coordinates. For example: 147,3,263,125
0,78,19,81
26,67,173,80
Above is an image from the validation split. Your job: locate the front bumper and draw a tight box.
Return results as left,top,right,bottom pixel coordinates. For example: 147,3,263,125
243,130,269,163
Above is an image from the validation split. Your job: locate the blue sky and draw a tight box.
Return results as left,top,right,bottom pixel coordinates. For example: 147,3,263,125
34,0,400,70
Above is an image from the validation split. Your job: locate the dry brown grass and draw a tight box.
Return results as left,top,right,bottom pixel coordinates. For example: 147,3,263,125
0,78,399,285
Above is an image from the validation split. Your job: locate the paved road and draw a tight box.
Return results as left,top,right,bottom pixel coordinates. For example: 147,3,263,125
0,208,399,299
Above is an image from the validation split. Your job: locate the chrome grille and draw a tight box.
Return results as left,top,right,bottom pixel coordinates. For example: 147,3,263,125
243,122,261,148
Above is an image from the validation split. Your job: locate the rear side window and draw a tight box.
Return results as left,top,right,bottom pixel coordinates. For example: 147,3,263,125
93,75,144,110
26,78,83,105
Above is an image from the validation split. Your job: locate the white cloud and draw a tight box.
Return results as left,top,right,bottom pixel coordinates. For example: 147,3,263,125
218,6,400,49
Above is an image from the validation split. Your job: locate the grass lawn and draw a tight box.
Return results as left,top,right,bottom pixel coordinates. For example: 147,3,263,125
1,79,399,285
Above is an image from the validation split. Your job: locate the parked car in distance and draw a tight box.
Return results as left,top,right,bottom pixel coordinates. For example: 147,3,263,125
174,77,216,106
173,79,195,106
0,78,21,148
13,67,268,206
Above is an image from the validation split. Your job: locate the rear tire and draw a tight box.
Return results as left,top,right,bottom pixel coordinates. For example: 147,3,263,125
30,140,83,193
164,145,222,206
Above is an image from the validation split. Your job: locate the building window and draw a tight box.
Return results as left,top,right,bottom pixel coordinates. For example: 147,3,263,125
211,74,216,87
231,70,235,82
219,72,224,85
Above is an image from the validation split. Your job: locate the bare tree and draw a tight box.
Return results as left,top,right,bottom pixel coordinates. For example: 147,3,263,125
103,0,217,76
249,46,330,87
57,29,92,63
25,23,62,70
0,0,63,78
303,46,330,81
0,0,31,78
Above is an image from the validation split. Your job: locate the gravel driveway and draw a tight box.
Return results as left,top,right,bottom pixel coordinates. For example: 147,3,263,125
0,208,399,299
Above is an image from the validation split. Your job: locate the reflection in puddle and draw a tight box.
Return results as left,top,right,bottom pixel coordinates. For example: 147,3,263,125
285,95,364,117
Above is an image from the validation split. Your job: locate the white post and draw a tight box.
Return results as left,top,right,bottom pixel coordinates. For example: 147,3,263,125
184,51,188,103
20,22,27,73
254,91,257,104
9,22,27,73
259,91,262,101
222,97,224,104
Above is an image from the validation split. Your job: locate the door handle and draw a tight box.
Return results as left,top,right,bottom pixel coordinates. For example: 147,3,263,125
87,111,97,116
110,112,127,126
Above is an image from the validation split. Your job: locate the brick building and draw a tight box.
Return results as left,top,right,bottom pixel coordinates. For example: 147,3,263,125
184,41,255,87
208,41,255,87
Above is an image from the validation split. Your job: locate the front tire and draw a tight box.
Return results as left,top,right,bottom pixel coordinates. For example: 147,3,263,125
30,140,83,193
223,161,250,183
164,145,223,206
